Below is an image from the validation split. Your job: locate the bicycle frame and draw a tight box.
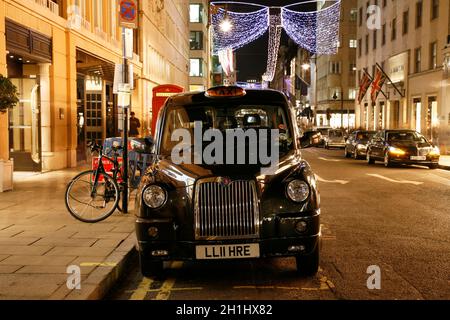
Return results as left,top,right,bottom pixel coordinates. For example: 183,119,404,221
91,148,123,197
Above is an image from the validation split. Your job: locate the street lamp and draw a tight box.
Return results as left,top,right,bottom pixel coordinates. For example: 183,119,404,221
302,63,310,71
220,19,233,32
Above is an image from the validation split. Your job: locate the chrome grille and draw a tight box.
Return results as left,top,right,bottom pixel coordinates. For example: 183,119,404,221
194,179,260,240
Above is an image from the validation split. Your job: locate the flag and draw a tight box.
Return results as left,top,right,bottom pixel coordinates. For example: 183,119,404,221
358,70,372,104
370,65,387,104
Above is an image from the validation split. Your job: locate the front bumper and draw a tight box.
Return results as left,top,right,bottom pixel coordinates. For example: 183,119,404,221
389,154,440,166
135,212,320,260
328,142,346,148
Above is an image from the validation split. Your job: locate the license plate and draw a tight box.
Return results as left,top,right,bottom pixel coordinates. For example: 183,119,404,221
411,156,426,161
196,244,260,260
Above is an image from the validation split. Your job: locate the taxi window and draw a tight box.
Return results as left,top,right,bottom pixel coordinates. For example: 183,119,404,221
160,104,294,156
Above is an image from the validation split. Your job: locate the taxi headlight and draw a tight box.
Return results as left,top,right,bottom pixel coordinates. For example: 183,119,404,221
286,180,310,203
143,185,167,209
429,147,440,156
388,147,406,156
357,144,367,150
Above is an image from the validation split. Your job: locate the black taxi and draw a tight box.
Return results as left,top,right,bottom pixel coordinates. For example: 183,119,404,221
135,86,321,277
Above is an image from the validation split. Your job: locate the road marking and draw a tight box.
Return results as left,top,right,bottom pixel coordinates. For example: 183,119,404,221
318,157,342,162
130,277,153,300
153,261,183,300
315,174,349,185
366,174,424,185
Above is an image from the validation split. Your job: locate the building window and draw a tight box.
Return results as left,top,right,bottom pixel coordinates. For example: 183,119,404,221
365,34,369,54
349,39,357,48
391,18,397,41
358,38,362,57
359,7,363,26
403,10,409,35
93,0,102,29
349,88,357,100
382,23,386,45
190,31,203,50
430,42,438,69
416,1,423,28
190,58,203,77
350,8,358,22
350,63,357,72
189,4,203,23
373,30,377,49
414,47,422,73
431,0,439,20
329,61,342,74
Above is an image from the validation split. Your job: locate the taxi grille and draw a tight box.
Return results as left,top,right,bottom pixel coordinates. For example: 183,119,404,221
194,179,260,240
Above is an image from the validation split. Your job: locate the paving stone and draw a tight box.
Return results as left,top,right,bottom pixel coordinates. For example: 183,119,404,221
91,239,124,248
0,266,23,274
45,247,115,257
0,245,53,255
0,274,67,298
33,237,97,247
0,255,76,266
71,231,130,240
0,237,40,246
16,265,95,276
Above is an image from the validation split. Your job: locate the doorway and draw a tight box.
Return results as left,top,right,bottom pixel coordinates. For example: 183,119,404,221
8,77,41,171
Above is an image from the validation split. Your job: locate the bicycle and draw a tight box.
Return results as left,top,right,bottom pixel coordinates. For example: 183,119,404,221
65,140,125,223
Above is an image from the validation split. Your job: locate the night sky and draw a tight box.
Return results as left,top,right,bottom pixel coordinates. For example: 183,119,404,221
217,1,316,81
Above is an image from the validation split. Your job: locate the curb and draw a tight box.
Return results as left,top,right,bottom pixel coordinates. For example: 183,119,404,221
438,165,450,170
59,233,137,300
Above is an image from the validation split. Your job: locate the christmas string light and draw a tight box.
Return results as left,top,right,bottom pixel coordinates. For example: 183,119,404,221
281,1,341,54
262,14,282,82
211,5,269,53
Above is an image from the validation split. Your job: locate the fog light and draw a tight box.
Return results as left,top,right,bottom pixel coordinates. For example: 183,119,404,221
148,227,159,238
295,221,308,233
288,245,306,253
151,250,168,257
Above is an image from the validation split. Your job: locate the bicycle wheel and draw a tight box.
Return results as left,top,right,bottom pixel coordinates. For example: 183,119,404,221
65,170,119,223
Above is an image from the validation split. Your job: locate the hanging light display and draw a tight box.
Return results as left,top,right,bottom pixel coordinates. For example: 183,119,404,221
282,1,341,55
262,13,282,82
211,4,269,53
210,1,342,81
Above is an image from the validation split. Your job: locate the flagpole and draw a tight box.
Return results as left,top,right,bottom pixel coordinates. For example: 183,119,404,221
375,62,404,97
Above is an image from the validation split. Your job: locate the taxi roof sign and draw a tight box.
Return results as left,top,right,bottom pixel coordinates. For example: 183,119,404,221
205,86,246,98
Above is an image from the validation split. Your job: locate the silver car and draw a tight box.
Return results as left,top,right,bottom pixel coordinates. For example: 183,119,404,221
324,129,346,149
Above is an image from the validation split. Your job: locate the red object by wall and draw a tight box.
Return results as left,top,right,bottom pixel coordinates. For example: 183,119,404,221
152,85,184,136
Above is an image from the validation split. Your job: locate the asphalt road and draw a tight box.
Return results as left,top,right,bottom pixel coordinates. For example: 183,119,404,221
107,147,450,300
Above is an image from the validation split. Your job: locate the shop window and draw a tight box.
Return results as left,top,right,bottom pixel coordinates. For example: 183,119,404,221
190,31,204,50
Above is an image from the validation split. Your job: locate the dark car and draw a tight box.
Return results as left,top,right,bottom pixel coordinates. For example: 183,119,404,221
344,130,376,159
135,86,321,277
366,130,440,169
300,130,322,148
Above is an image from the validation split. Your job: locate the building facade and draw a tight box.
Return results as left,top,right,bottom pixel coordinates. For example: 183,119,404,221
356,0,450,154
315,0,358,129
189,0,210,91
0,0,190,173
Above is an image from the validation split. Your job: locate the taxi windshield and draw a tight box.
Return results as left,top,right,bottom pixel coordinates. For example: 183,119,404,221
387,132,427,143
160,104,294,157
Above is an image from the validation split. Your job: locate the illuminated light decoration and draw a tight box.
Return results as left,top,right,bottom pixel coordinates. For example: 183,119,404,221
281,1,341,55
218,49,234,76
262,14,282,82
211,4,269,53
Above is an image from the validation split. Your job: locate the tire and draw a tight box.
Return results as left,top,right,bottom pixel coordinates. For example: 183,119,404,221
354,149,360,160
384,152,392,168
65,170,119,223
296,244,319,277
344,147,351,158
428,164,439,170
139,251,164,278
367,152,375,165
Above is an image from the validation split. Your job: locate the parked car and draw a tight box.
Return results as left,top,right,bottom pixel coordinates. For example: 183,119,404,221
135,86,321,277
366,130,440,169
316,127,331,147
344,130,376,159
300,130,322,148
324,129,346,149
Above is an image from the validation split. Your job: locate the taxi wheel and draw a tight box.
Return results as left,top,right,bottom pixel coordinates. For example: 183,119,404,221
367,152,375,165
384,152,392,168
139,252,163,278
354,150,361,160
296,245,319,277
344,147,351,158
428,164,438,170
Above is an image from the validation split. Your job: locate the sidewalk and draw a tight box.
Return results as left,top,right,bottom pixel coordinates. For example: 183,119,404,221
0,168,136,300
439,155,450,170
